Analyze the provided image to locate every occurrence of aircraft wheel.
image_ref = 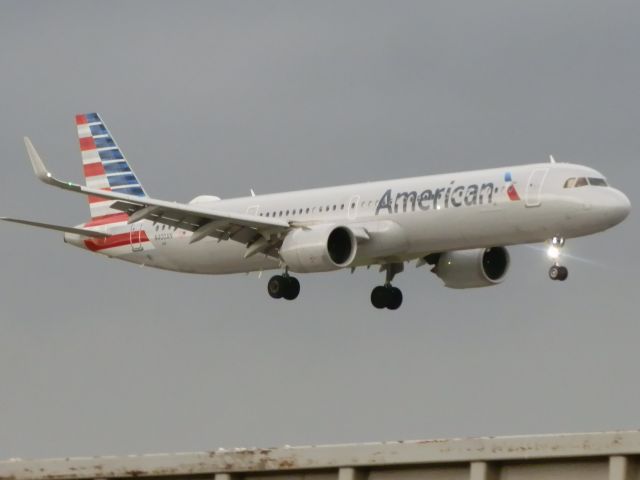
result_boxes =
[387,287,403,310]
[371,286,390,309]
[283,276,301,300]
[549,265,568,281]
[268,275,287,299]
[556,266,568,281]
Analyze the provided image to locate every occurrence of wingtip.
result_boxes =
[23,136,53,183]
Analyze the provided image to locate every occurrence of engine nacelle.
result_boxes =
[431,247,510,289]
[279,225,357,273]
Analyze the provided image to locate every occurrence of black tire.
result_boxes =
[371,286,390,309]
[549,265,560,281]
[557,266,569,281]
[268,275,286,299]
[283,276,301,300]
[387,287,403,310]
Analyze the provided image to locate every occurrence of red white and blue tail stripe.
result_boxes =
[76,113,147,223]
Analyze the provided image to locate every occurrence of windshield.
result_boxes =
[588,177,608,187]
[563,177,608,188]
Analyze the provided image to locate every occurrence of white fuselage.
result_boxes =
[64,162,631,274]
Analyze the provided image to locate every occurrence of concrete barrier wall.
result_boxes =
[2,431,639,480]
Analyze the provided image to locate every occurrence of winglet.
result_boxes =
[24,136,54,183]
[549,154,556,164]
[23,137,80,191]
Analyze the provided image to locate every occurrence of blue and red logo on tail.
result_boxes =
[504,172,521,201]
[76,112,148,224]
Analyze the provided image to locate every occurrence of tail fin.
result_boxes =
[75,113,147,220]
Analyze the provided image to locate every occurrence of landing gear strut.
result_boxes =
[371,263,404,310]
[268,272,300,300]
[548,236,568,282]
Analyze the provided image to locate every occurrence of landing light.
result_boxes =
[547,246,560,260]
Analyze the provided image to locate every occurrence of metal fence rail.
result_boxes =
[2,431,640,480]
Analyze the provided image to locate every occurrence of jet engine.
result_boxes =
[279,225,357,273]
[426,247,510,289]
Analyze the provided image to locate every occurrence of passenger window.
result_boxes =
[341,204,345,210]
[333,205,336,210]
[575,177,588,187]
[564,178,576,188]
[319,207,323,212]
[588,177,608,187]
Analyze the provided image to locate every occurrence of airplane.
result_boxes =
[2,113,631,310]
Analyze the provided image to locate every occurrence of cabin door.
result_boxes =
[525,169,548,207]
[130,223,145,252]
[348,195,360,219]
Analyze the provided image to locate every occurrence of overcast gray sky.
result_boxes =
[1,0,639,460]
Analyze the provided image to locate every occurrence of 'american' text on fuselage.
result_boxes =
[375,181,496,215]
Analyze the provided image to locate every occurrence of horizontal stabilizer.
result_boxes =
[1,217,111,238]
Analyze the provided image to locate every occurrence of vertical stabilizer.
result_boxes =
[75,113,147,224]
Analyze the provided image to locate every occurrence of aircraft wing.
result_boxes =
[24,137,290,247]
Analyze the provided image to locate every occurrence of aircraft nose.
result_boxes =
[606,189,631,224]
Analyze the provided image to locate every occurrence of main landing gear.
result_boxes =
[268,272,300,300]
[371,285,403,310]
[547,236,569,282]
[371,263,404,310]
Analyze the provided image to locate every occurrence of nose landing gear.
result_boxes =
[371,262,404,310]
[549,264,569,281]
[547,236,568,282]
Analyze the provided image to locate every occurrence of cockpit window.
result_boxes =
[575,177,588,187]
[564,176,608,188]
[588,177,608,187]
